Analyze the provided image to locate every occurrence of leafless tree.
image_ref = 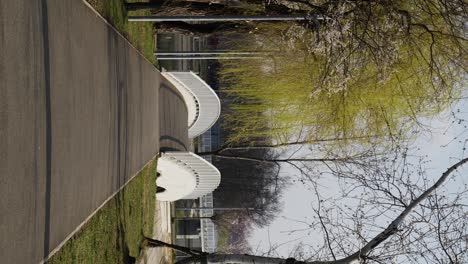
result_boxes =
[144,153,468,263]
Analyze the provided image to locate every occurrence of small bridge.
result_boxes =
[156,152,221,201]
[162,71,221,138]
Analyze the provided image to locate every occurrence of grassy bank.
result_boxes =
[47,159,157,264]
[86,0,156,64]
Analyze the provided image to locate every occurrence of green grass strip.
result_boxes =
[47,159,157,264]
[86,0,156,64]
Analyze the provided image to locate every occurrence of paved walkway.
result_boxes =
[0,0,188,263]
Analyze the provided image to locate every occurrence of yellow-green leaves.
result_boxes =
[219,0,465,146]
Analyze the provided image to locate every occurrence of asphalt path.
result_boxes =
[159,80,189,152]
[0,0,188,263]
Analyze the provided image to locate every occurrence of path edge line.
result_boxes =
[39,154,159,264]
[80,0,158,68]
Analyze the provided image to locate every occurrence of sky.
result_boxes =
[248,98,468,258]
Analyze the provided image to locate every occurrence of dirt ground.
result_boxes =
[140,201,173,264]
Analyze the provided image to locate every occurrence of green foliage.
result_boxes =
[220,0,466,146]
[47,159,157,264]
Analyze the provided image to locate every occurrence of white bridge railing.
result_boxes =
[200,193,217,252]
[156,152,221,201]
[162,71,221,138]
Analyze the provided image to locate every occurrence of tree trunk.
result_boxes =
[143,237,205,256]
[154,21,255,35]
[336,157,468,263]
[177,253,331,264]
[126,1,235,15]
[205,254,300,264]
[173,216,213,220]
[127,1,313,17]
[135,0,322,35]
[197,134,385,154]
[125,2,164,11]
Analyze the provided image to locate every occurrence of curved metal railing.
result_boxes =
[156,152,221,201]
[162,71,221,138]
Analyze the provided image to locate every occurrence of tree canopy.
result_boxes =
[212,0,467,146]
